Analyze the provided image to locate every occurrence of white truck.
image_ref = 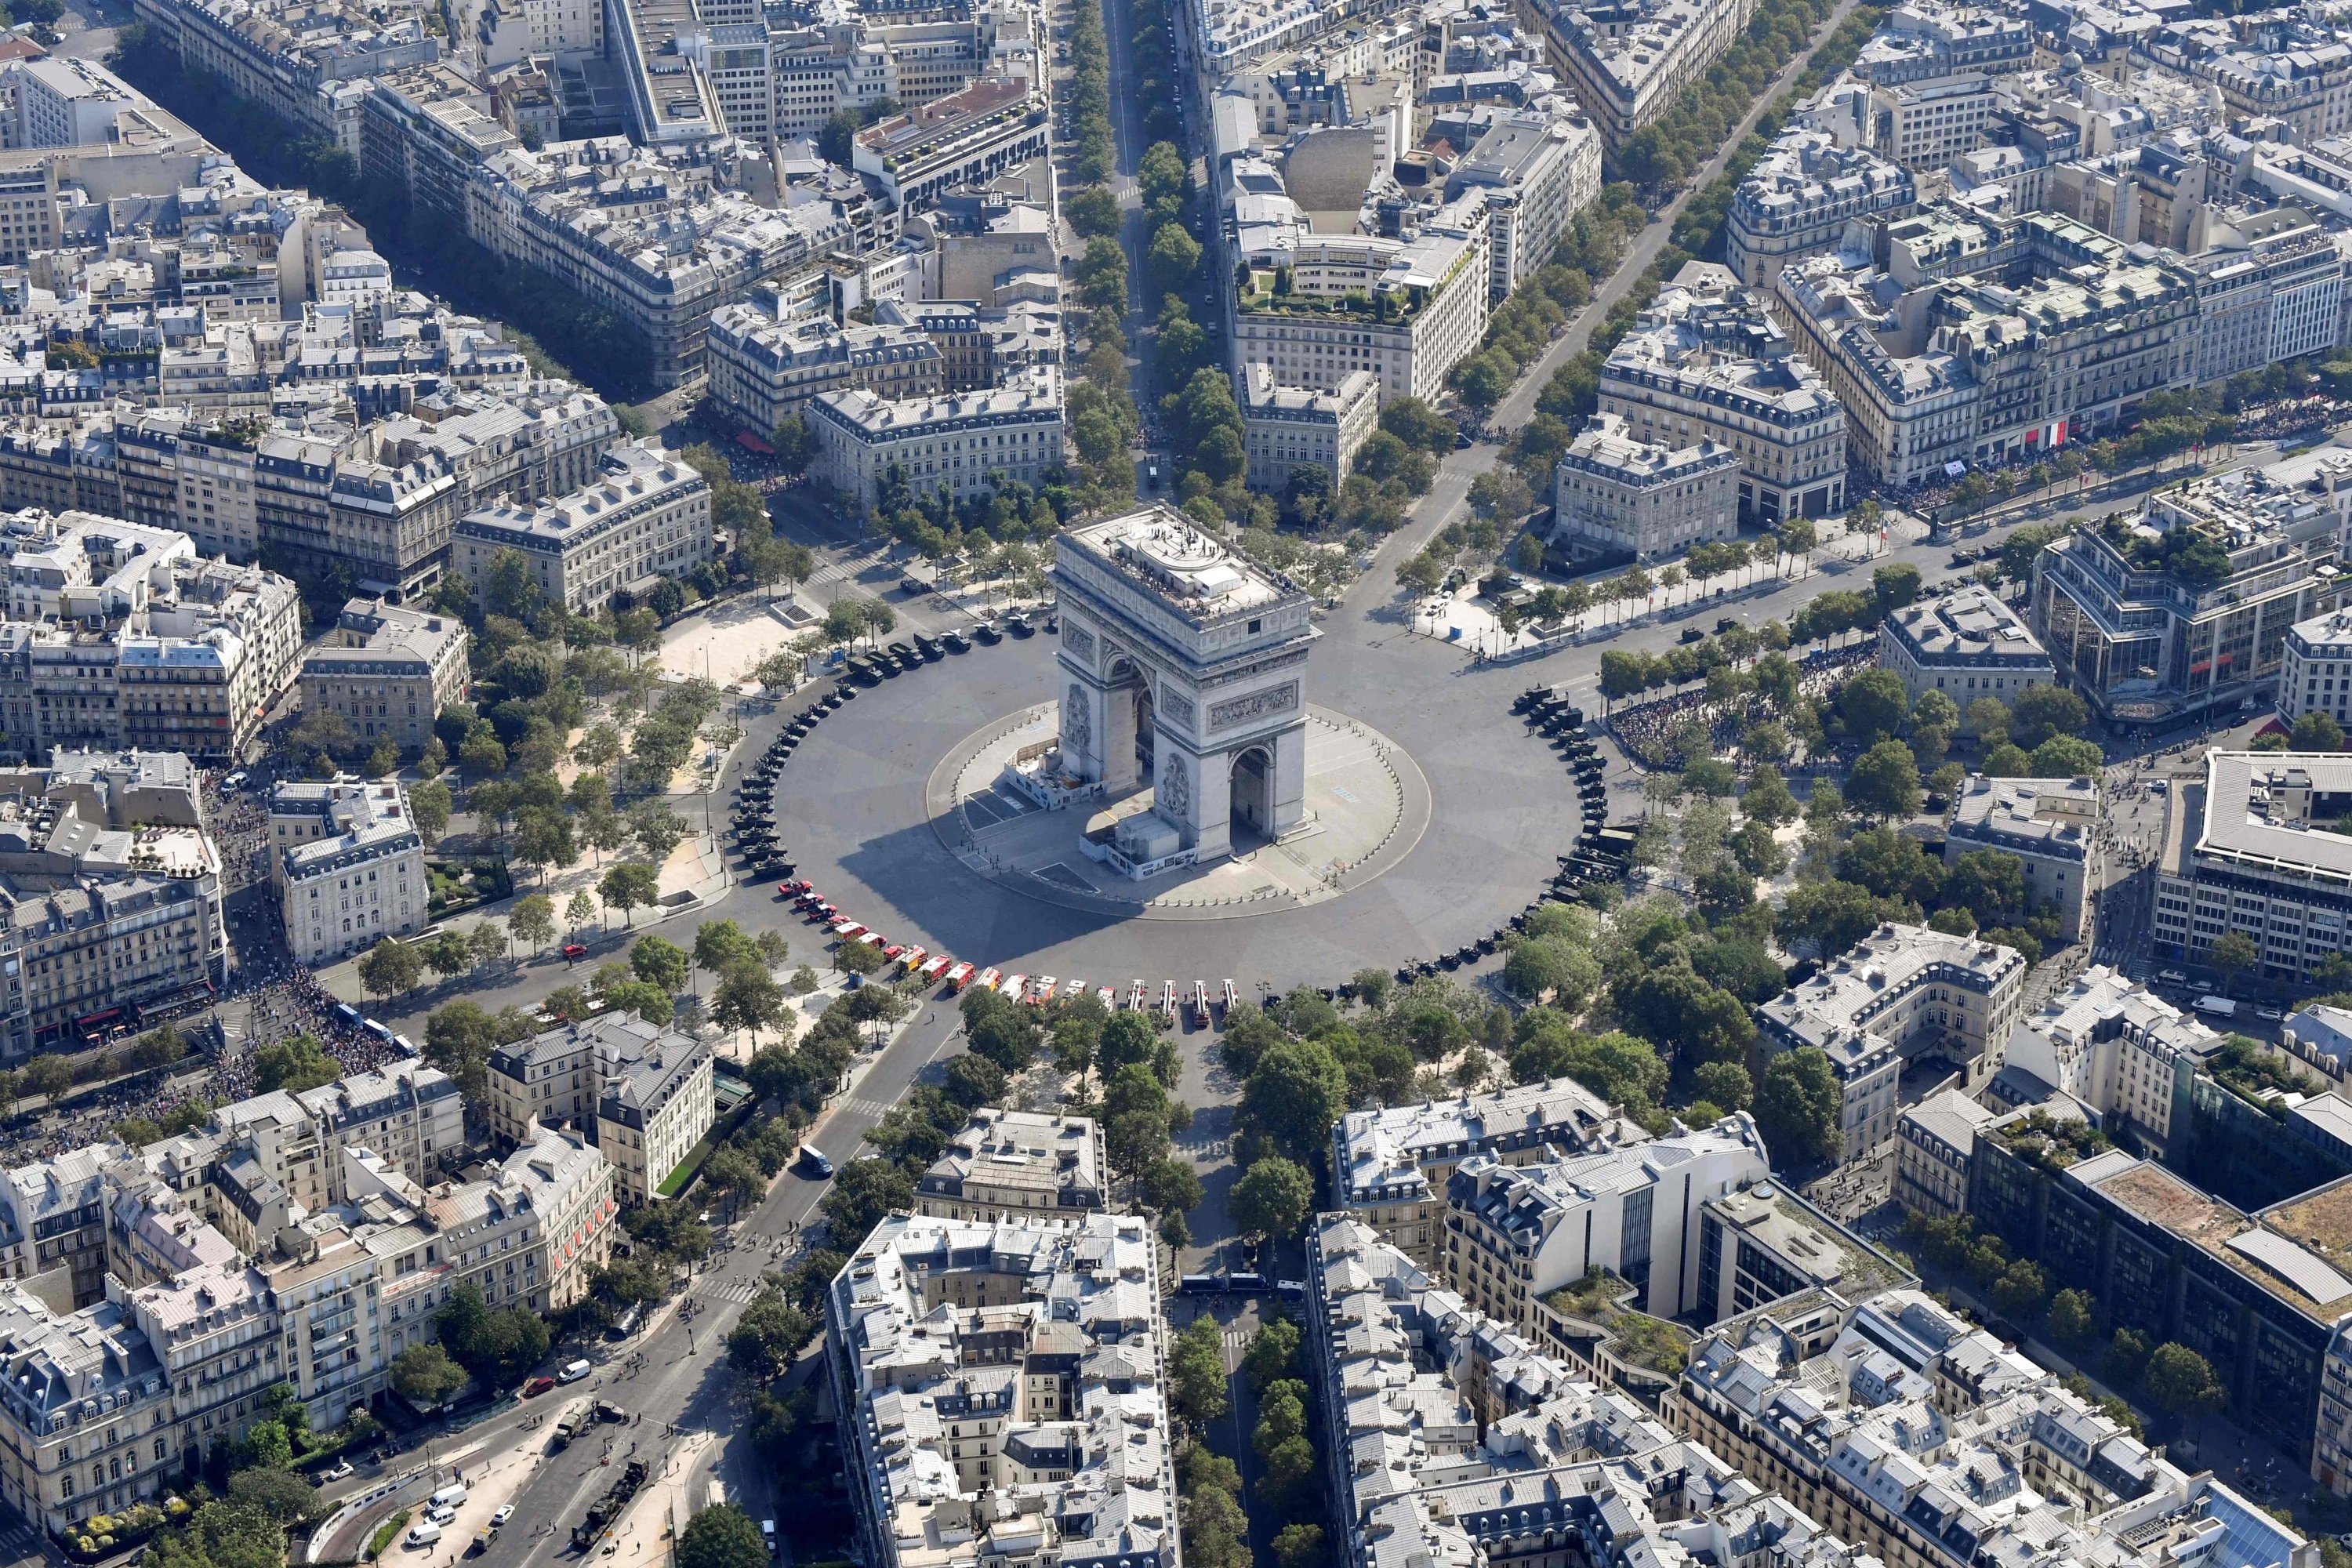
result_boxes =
[2194,995,2239,1019]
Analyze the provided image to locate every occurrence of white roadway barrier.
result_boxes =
[307,1468,432,1563]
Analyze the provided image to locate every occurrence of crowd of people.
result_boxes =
[1604,643,1878,769]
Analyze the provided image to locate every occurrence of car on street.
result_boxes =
[321,1460,354,1482]
[2157,969,2188,985]
[561,943,587,960]
[492,1508,514,1528]
[2257,1005,2284,1022]
[797,1146,834,1178]
[523,1376,556,1397]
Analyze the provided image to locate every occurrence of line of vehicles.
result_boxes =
[779,880,1243,1021]
[2151,969,2283,1022]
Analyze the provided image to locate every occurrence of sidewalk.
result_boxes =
[1411,508,1933,657]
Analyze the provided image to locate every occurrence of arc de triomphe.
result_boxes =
[1051,508,1318,862]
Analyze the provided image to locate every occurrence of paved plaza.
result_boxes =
[927,700,1428,917]
[760,622,1586,985]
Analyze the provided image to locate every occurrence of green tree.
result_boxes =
[226,1466,325,1526]
[632,935,691,993]
[2294,710,2348,750]
[510,893,557,953]
[1229,1156,1312,1243]
[1243,1317,1301,1392]
[1168,1316,1229,1428]
[1754,1048,1843,1163]
[2010,685,2090,750]
[1149,222,1202,294]
[408,779,452,843]
[1238,1040,1348,1164]
[2140,1341,2228,1429]
[820,1158,915,1240]
[1272,1525,1326,1568]
[2209,931,2259,996]
[724,1289,816,1382]
[677,1506,771,1568]
[1838,669,1911,745]
[357,937,423,999]
[1847,740,1923,822]
[2048,1288,2095,1350]
[390,1342,466,1406]
[254,1034,338,1094]
[599,862,661,926]
[1741,766,1799,826]
[1991,1258,2048,1319]
[2031,735,2104,778]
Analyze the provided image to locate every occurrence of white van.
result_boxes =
[558,1359,591,1384]
[431,1485,470,1511]
[405,1525,443,1549]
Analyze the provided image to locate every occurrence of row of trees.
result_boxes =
[1904,1213,2229,1437]
[110,31,652,399]
[1170,1319,1327,1568]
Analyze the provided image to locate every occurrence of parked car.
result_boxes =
[405,1526,442,1550]
[561,943,587,960]
[321,1460,354,1482]
[523,1375,556,1397]
[2257,1005,2284,1022]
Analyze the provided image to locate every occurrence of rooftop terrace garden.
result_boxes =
[1994,1107,2113,1171]
[2210,1035,2329,1115]
[2093,514,2234,590]
[1542,1267,1692,1375]
[1236,268,1421,323]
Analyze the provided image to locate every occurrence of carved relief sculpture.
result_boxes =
[1159,755,1190,822]
[1062,683,1092,756]
[1210,682,1300,731]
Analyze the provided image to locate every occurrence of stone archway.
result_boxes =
[1100,654,1153,793]
[1229,745,1274,848]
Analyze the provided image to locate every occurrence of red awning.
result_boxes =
[735,431,775,456]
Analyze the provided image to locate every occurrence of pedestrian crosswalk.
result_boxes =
[697,1278,766,1306]
[841,1095,895,1118]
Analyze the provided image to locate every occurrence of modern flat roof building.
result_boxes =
[2034,450,2352,725]
[2153,750,2352,982]
[1443,1116,1769,1334]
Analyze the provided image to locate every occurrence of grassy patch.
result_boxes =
[367,1509,412,1560]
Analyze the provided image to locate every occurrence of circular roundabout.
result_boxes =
[728,521,1613,992]
[924,700,1432,919]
